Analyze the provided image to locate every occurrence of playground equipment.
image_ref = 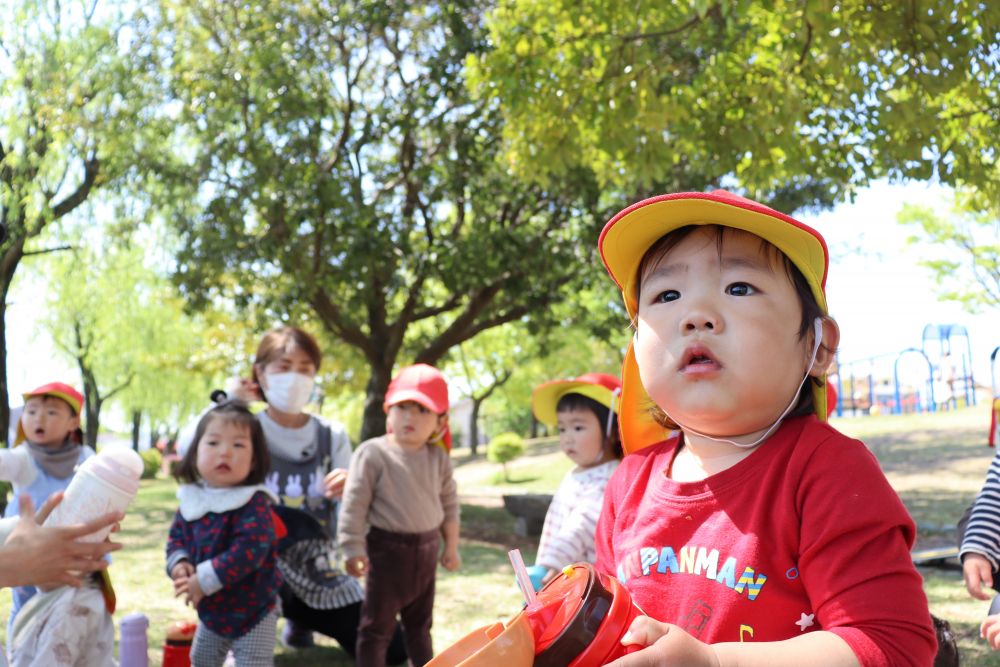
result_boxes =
[831,323,978,418]
[922,323,977,409]
[832,350,932,417]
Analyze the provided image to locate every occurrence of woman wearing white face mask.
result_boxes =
[177,326,407,662]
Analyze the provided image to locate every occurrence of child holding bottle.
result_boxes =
[0,382,91,634]
[594,190,935,666]
[166,400,282,666]
[338,363,461,667]
[529,372,622,587]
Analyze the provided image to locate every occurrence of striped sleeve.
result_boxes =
[960,449,1000,570]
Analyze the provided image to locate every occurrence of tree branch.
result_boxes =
[22,244,73,258]
[309,290,375,357]
[51,155,100,220]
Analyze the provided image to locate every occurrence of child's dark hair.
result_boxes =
[174,400,271,485]
[556,393,624,459]
[637,224,834,430]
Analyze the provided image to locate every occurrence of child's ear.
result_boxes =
[809,318,840,377]
[68,414,81,431]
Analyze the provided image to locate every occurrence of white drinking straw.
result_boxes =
[508,548,537,607]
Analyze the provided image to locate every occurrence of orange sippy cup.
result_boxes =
[523,563,643,667]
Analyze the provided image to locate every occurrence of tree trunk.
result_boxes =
[79,365,102,449]
[359,363,393,443]
[0,241,23,446]
[84,397,102,449]
[131,410,141,450]
[469,398,482,457]
[0,300,8,447]
[530,412,538,439]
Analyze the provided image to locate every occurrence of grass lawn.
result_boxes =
[3,406,1000,664]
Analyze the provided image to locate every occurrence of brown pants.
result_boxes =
[357,526,440,667]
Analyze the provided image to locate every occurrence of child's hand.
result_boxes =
[323,468,348,499]
[346,556,369,577]
[174,569,205,608]
[983,614,1000,651]
[607,617,720,667]
[186,573,205,607]
[964,553,996,600]
[171,561,195,581]
[440,545,461,572]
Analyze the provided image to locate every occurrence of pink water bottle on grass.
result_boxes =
[44,447,143,539]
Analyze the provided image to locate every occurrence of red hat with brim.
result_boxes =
[16,382,84,445]
[531,373,621,427]
[599,190,830,454]
[384,364,451,451]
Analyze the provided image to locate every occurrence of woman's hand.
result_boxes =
[323,468,348,499]
[0,493,122,590]
[226,377,262,403]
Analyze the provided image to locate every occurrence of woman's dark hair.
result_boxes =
[556,393,624,460]
[636,225,833,430]
[174,400,271,485]
[251,326,323,386]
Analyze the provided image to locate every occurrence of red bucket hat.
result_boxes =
[384,364,451,450]
[16,382,84,445]
[531,373,621,427]
[598,190,831,454]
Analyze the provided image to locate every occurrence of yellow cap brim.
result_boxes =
[599,194,829,318]
[532,381,617,427]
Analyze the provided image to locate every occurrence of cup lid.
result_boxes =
[527,563,613,667]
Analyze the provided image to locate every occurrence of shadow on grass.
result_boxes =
[274,644,353,667]
[500,476,540,485]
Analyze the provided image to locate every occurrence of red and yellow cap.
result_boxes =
[531,372,621,427]
[16,382,84,445]
[598,190,831,454]
[384,364,451,451]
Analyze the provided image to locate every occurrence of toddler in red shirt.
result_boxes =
[595,191,935,667]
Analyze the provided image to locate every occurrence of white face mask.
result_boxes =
[262,372,315,414]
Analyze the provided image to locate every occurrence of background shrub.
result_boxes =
[487,432,524,481]
[139,448,162,479]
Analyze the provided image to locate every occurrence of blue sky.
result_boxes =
[6,179,1000,411]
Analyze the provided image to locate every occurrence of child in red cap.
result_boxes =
[594,191,935,666]
[0,382,93,635]
[338,363,460,667]
[529,372,623,587]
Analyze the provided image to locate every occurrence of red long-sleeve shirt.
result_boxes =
[595,415,935,667]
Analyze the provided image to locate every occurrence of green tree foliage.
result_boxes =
[469,1,1000,203]
[0,0,159,437]
[898,191,1000,312]
[487,431,524,481]
[34,229,236,448]
[150,0,605,440]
